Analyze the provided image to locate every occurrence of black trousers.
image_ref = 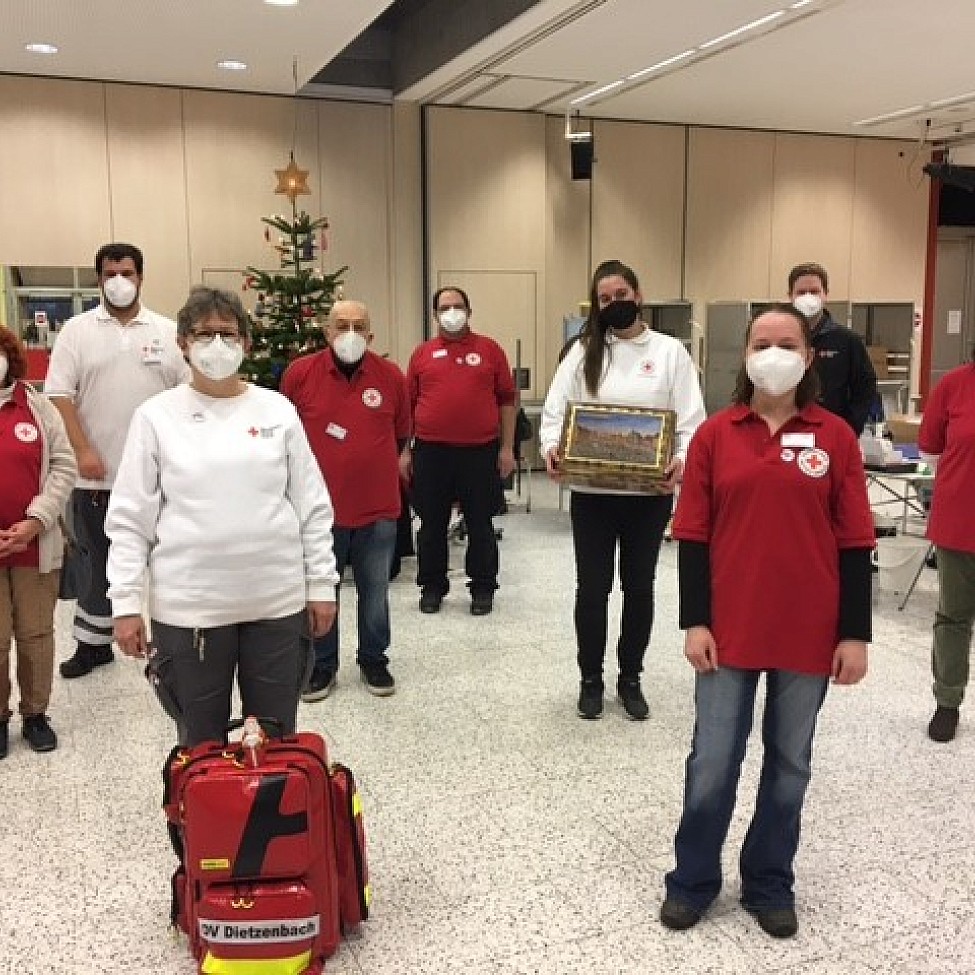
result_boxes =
[570,491,673,681]
[412,439,501,595]
[70,489,114,649]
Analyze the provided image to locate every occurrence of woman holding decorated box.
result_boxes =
[539,259,705,721]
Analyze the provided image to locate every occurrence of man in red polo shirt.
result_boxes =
[281,299,409,701]
[400,286,517,616]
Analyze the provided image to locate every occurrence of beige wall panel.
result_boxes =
[850,140,928,302]
[590,120,685,300]
[543,114,591,387]
[426,106,547,392]
[389,101,424,366]
[105,84,190,319]
[426,106,547,273]
[769,133,856,299]
[0,76,111,266]
[685,128,775,305]
[317,101,392,354]
[182,90,322,302]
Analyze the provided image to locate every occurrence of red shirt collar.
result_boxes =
[729,402,824,426]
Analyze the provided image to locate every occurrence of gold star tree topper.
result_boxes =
[274,153,311,202]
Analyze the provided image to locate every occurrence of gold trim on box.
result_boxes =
[559,402,676,493]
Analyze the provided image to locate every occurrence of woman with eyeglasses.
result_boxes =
[105,286,338,746]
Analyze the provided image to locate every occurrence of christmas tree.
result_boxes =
[241,154,347,388]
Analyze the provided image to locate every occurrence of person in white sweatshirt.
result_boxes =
[539,260,705,722]
[106,286,338,746]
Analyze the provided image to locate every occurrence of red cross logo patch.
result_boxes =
[797,447,829,478]
[465,352,481,366]
[14,422,39,443]
[362,388,382,409]
[639,359,655,376]
[247,427,260,437]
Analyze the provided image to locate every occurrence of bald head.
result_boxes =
[327,300,370,332]
[326,299,373,363]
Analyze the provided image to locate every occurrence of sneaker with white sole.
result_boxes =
[301,666,336,703]
[360,663,396,697]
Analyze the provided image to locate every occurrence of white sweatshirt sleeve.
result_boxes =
[668,346,707,463]
[285,419,340,600]
[105,408,161,618]
[539,345,584,457]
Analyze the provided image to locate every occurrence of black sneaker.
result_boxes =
[360,663,396,697]
[928,705,960,742]
[659,897,702,931]
[301,666,336,703]
[577,678,604,719]
[22,714,58,753]
[0,720,8,760]
[746,906,798,939]
[60,643,114,679]
[419,590,443,614]
[617,678,649,720]
[470,591,494,616]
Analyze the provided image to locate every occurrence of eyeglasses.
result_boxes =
[189,331,242,346]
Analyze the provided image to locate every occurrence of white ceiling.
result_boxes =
[0,0,394,96]
[3,0,974,147]
[405,0,975,145]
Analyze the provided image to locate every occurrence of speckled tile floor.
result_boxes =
[3,477,973,975]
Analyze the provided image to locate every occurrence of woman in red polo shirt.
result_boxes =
[919,346,975,743]
[0,326,77,758]
[659,304,874,939]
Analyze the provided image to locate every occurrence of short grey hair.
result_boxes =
[176,286,252,339]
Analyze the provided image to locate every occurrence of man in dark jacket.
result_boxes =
[788,262,877,435]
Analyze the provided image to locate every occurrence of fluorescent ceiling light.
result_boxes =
[699,10,785,50]
[570,79,625,106]
[264,0,299,5]
[854,105,924,126]
[790,0,814,7]
[627,49,695,81]
[217,59,248,71]
[929,91,975,110]
[25,42,58,55]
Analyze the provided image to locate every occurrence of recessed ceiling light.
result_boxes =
[217,59,248,71]
[264,0,299,6]
[25,42,58,55]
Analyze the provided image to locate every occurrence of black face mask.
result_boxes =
[597,299,640,333]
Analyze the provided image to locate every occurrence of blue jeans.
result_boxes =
[666,667,828,912]
[313,519,396,672]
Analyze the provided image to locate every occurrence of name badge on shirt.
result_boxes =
[326,422,348,440]
[781,433,815,448]
[432,349,448,359]
[141,338,165,364]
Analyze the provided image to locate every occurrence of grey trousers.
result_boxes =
[932,546,975,709]
[151,611,311,747]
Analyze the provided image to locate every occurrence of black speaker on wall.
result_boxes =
[570,139,594,180]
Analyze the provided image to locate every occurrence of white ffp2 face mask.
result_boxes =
[0,354,8,386]
[793,293,823,319]
[189,336,244,381]
[746,346,807,396]
[102,274,138,309]
[438,308,467,333]
[333,330,368,364]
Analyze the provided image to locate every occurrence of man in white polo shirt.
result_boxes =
[45,243,188,678]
